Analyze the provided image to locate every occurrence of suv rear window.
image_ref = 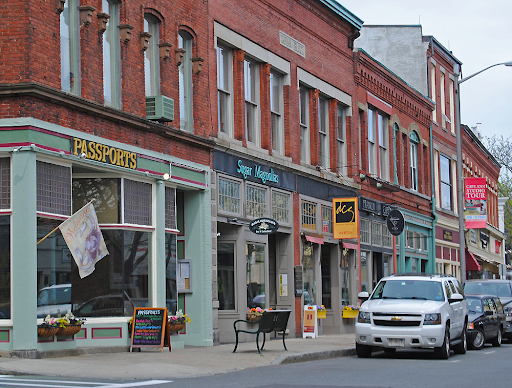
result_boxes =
[372,280,445,301]
[464,282,512,298]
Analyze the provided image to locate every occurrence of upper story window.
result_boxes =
[368,107,389,180]
[299,86,310,164]
[449,78,455,134]
[179,31,193,132]
[144,15,160,97]
[246,184,266,218]
[217,44,232,136]
[270,71,283,154]
[272,191,290,224]
[393,123,399,184]
[440,71,446,129]
[410,131,419,191]
[318,97,329,168]
[218,177,240,214]
[244,58,260,145]
[440,154,452,211]
[337,104,346,177]
[430,63,436,122]
[102,0,120,108]
[60,0,80,94]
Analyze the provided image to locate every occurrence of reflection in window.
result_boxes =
[301,201,316,230]
[73,178,121,224]
[244,59,259,144]
[144,15,160,96]
[60,0,79,94]
[218,243,235,310]
[321,247,331,309]
[272,191,289,224]
[440,154,452,211]
[299,87,310,163]
[246,186,266,218]
[270,72,283,153]
[0,216,10,319]
[246,244,265,309]
[218,178,240,214]
[360,251,367,292]
[179,31,193,132]
[217,44,232,135]
[303,242,314,305]
[102,0,120,108]
[165,233,177,314]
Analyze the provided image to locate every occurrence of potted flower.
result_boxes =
[168,309,191,332]
[246,307,273,322]
[316,305,326,319]
[56,310,85,336]
[342,305,360,319]
[37,315,61,337]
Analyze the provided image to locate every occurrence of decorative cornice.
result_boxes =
[0,83,215,150]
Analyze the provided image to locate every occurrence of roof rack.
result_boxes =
[389,273,454,278]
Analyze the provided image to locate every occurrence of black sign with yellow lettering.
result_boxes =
[332,197,359,239]
[72,138,137,170]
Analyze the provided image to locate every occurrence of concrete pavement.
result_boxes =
[0,334,356,380]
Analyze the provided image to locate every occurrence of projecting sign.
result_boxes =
[249,218,279,235]
[333,198,359,239]
[386,209,405,236]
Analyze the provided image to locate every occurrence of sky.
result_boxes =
[338,0,512,142]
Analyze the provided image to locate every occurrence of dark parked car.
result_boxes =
[464,279,512,340]
[466,293,505,349]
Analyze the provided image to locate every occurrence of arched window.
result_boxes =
[179,31,193,132]
[60,0,80,94]
[410,131,419,191]
[144,14,160,97]
[102,0,121,108]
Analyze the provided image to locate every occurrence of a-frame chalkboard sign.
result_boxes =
[130,307,169,352]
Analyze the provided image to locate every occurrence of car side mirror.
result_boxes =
[358,291,369,302]
[448,293,463,303]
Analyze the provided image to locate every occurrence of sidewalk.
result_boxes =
[0,334,356,380]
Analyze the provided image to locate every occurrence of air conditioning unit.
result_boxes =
[146,95,174,122]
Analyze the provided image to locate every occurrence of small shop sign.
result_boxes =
[386,209,405,236]
[249,218,279,235]
[72,138,137,170]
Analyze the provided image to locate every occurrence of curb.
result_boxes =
[273,347,357,365]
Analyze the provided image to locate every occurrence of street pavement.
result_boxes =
[0,334,356,380]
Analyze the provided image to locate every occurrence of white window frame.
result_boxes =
[360,218,370,244]
[270,71,284,154]
[60,0,80,95]
[144,15,160,97]
[245,182,267,219]
[430,62,436,123]
[410,132,419,191]
[216,43,233,137]
[368,107,389,181]
[299,86,310,164]
[337,104,347,177]
[318,96,329,169]
[102,0,121,108]
[218,175,242,217]
[440,154,452,211]
[300,199,316,231]
[244,58,260,146]
[449,78,455,134]
[440,71,446,129]
[179,31,193,132]
[271,189,291,226]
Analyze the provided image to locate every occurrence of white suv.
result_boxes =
[355,274,468,359]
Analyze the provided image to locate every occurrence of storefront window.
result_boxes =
[321,206,332,234]
[382,225,392,248]
[320,246,331,309]
[360,219,370,244]
[165,233,177,314]
[360,251,368,292]
[371,221,382,246]
[36,217,152,318]
[218,243,235,310]
[0,216,10,319]
[246,185,266,218]
[272,191,289,224]
[246,244,265,309]
[73,178,121,224]
[302,242,314,305]
[0,158,11,209]
[218,178,240,214]
[340,254,349,306]
[301,201,316,231]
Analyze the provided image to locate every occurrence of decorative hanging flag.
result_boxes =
[59,202,109,278]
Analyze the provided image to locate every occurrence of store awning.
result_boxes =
[478,256,500,267]
[466,251,481,272]
[343,242,359,250]
[305,235,324,245]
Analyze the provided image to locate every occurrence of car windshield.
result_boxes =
[371,279,445,301]
[37,285,72,307]
[464,282,512,298]
[467,297,483,314]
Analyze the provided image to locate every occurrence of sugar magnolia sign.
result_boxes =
[332,197,358,239]
[464,177,487,229]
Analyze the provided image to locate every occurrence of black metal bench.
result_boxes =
[233,310,291,354]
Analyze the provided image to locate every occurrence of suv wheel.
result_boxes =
[453,326,467,354]
[434,327,450,359]
[491,329,502,347]
[356,343,373,358]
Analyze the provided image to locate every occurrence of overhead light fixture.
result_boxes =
[359,173,366,182]
[163,173,170,180]
[12,147,22,154]
[376,182,383,190]
[79,152,87,159]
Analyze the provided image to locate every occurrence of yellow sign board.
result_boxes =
[332,197,359,239]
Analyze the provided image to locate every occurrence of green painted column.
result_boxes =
[11,150,37,351]
[151,180,166,308]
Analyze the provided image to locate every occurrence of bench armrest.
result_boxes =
[233,319,252,330]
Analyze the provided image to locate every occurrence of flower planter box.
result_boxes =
[37,326,60,337]
[246,313,262,322]
[58,324,82,336]
[168,323,186,332]
[342,310,359,319]
[317,310,326,319]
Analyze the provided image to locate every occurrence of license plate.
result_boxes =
[388,338,404,347]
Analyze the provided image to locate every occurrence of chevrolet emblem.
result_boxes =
[391,316,402,321]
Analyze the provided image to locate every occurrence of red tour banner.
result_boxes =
[464,177,487,229]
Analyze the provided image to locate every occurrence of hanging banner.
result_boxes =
[464,177,487,229]
[332,197,358,239]
[59,202,109,278]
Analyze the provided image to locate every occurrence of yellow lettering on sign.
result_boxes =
[73,138,81,156]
